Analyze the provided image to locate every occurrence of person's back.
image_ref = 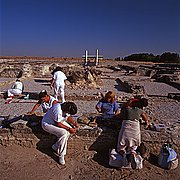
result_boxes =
[50,67,67,102]
[43,103,61,125]
[53,71,67,83]
[121,97,148,111]
[12,81,23,91]
[121,107,144,121]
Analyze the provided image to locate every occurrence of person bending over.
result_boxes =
[42,101,79,165]
[121,96,148,110]
[27,90,58,115]
[117,99,150,168]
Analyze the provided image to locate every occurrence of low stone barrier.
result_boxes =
[116,78,146,95]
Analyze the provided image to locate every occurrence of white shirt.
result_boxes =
[53,71,67,84]
[41,95,56,113]
[42,103,70,125]
[12,81,23,91]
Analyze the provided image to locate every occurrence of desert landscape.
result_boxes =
[0,57,180,180]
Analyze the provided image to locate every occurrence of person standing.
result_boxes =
[50,67,67,103]
[41,102,79,165]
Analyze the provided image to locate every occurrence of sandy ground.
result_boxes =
[0,61,180,180]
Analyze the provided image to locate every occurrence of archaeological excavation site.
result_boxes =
[0,57,180,180]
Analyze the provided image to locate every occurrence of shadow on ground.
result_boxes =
[34,79,51,86]
[25,114,59,163]
[88,124,119,168]
[114,78,129,92]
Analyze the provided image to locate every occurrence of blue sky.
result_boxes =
[0,0,180,59]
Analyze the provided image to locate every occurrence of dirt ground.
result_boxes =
[0,140,179,180]
[0,59,180,180]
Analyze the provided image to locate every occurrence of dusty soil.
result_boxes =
[0,59,180,180]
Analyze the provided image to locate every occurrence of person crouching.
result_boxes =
[41,102,79,165]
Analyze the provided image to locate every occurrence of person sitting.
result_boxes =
[27,90,58,115]
[117,99,150,169]
[5,79,24,104]
[41,101,79,165]
[96,91,119,118]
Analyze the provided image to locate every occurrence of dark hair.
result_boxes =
[141,98,148,107]
[61,102,77,115]
[51,66,62,75]
[16,70,23,78]
[135,98,148,109]
[38,90,48,99]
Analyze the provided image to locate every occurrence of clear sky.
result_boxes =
[0,0,180,59]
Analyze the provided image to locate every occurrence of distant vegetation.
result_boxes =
[115,52,180,63]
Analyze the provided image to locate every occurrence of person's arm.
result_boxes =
[114,101,120,115]
[67,116,79,128]
[11,82,16,89]
[141,113,150,126]
[57,121,76,134]
[96,100,102,113]
[27,103,41,115]
[115,109,120,115]
[52,99,58,105]
[50,78,55,89]
[96,104,101,113]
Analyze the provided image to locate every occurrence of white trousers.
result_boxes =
[42,121,71,156]
[7,88,22,97]
[54,82,65,103]
[117,119,140,153]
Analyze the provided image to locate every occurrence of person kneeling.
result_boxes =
[117,100,150,169]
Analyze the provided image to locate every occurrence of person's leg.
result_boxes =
[42,122,70,164]
[117,123,127,154]
[129,146,138,170]
[42,123,69,155]
[7,89,15,97]
[59,84,65,103]
[7,89,22,97]
[6,89,16,104]
[53,82,59,100]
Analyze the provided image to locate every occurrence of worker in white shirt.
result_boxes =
[27,90,58,115]
[5,79,24,104]
[41,101,79,165]
[50,67,67,103]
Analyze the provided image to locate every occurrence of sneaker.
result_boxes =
[130,153,137,170]
[52,144,59,154]
[5,98,12,104]
[59,155,65,165]
[137,142,147,158]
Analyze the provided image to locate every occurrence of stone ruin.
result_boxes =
[116,78,146,95]
[111,63,180,81]
[0,60,103,90]
[61,66,103,89]
[111,63,180,99]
